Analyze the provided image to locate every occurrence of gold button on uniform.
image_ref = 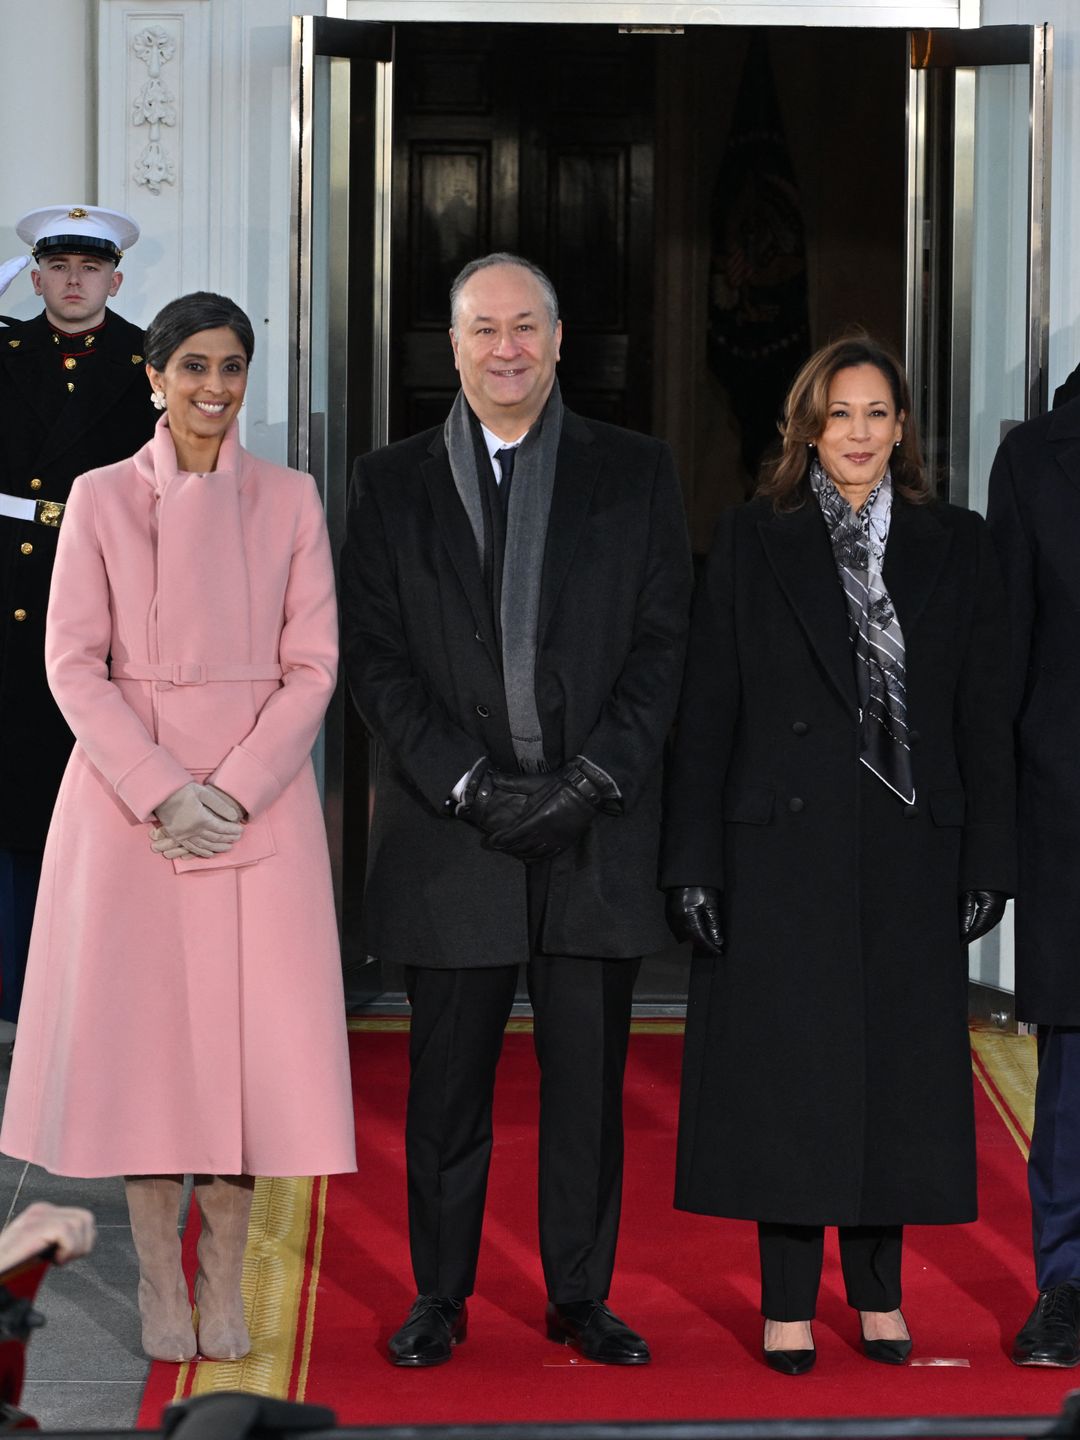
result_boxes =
[29,478,41,490]
[20,543,32,555]
[13,609,27,622]
[64,357,77,371]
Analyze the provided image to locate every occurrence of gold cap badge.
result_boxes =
[67,207,89,219]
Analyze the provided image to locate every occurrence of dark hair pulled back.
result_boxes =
[144,292,255,371]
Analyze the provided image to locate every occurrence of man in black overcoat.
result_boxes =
[0,206,156,1032]
[341,253,691,1367]
[987,373,1080,1367]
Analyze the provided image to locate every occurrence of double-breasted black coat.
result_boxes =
[0,309,157,850]
[661,489,1016,1226]
[341,407,692,967]
[986,396,1080,1025]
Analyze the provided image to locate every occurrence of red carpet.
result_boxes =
[139,1023,1077,1427]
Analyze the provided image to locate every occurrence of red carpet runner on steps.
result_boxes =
[138,1023,1077,1427]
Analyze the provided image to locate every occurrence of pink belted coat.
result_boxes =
[0,418,356,1178]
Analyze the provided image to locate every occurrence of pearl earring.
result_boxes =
[151,389,167,411]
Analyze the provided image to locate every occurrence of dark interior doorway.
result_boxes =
[348,20,910,1010]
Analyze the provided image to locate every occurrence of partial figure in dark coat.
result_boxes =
[341,253,692,1368]
[987,377,1080,1368]
[664,335,1016,1376]
[0,205,156,1031]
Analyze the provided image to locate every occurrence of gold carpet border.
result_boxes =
[171,1174,314,1402]
[295,1173,329,1401]
[970,1029,1037,1160]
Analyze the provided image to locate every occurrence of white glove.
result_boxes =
[0,255,29,301]
[154,782,243,858]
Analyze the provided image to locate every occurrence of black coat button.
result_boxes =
[474,630,484,642]
[903,803,919,817]
[788,797,804,813]
[909,730,921,745]
[792,721,809,736]
[476,704,491,718]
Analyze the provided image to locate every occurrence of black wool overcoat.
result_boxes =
[0,310,157,850]
[986,396,1080,1025]
[341,407,692,967]
[661,490,1016,1226]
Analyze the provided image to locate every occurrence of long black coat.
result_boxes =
[986,396,1080,1024]
[341,408,692,966]
[661,491,1016,1226]
[0,309,157,850]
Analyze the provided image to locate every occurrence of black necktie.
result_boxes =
[495,447,516,513]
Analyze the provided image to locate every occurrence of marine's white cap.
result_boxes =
[15,205,139,264]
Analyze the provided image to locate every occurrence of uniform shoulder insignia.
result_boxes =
[131,354,143,364]
[7,339,19,348]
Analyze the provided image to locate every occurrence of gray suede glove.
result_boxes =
[153,782,244,859]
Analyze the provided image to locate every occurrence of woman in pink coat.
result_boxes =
[0,292,356,1364]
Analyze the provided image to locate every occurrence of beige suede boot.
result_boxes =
[124,1175,196,1362]
[193,1173,255,1360]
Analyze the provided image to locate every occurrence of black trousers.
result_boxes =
[758,1223,904,1320]
[404,917,639,1301]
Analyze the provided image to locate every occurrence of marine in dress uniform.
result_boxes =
[0,205,156,1028]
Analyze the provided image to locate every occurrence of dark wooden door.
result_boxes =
[389,24,655,439]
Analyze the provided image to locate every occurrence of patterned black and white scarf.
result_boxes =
[810,459,915,805]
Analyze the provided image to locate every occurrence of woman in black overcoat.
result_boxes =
[662,335,1016,1375]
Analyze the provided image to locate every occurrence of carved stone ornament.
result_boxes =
[131,25,178,194]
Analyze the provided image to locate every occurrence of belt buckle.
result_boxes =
[171,663,206,685]
[35,500,64,528]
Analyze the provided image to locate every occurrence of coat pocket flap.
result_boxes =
[929,789,966,827]
[171,811,276,874]
[725,784,775,825]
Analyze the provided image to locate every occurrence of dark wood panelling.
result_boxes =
[389,24,655,440]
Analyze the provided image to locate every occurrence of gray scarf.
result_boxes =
[810,459,915,805]
[444,382,564,772]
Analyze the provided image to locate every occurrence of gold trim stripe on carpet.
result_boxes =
[168,1174,315,1403]
[155,1018,1037,1403]
[970,1029,1037,1160]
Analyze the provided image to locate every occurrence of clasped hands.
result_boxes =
[458,756,614,861]
[148,781,246,860]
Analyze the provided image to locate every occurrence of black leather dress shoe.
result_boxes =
[1013,1285,1080,1367]
[546,1300,650,1365]
[388,1295,467,1367]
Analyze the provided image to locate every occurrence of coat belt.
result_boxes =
[0,492,64,527]
[109,661,284,686]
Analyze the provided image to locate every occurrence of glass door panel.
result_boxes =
[906,23,1052,999]
[290,16,394,1006]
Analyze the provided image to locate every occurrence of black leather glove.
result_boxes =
[484,757,613,861]
[666,886,725,957]
[455,758,547,835]
[959,889,1008,944]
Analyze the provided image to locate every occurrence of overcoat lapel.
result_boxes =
[538,411,600,643]
[757,502,859,716]
[419,433,499,667]
[882,497,952,637]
